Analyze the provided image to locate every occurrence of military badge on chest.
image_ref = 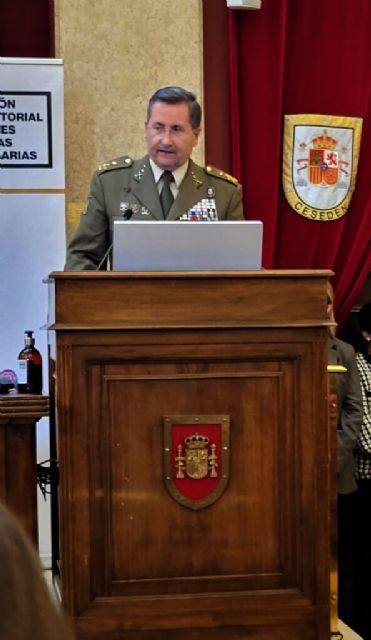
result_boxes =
[119,201,150,217]
[179,189,218,221]
[163,415,230,510]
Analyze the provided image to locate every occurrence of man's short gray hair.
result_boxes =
[147,86,202,129]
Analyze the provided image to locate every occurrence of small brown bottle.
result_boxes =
[17,330,43,394]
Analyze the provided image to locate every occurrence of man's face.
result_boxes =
[145,101,201,171]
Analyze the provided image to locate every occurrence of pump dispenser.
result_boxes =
[17,330,43,394]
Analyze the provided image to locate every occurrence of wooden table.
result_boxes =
[0,393,49,544]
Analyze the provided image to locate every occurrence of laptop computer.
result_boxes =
[112,220,263,271]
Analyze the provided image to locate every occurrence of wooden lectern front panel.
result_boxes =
[56,327,330,639]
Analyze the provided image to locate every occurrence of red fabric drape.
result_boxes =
[0,0,54,57]
[225,0,371,328]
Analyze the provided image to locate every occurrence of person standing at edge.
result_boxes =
[65,86,244,271]
[353,302,371,640]
[327,283,363,630]
[0,502,74,640]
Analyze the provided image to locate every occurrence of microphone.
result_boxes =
[95,208,134,271]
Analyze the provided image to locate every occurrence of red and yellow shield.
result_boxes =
[283,114,363,221]
[163,415,230,510]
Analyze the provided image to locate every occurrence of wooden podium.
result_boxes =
[48,269,334,640]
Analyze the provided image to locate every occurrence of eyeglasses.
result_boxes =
[147,123,193,137]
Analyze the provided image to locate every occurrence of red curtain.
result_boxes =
[0,0,54,57]
[204,0,371,328]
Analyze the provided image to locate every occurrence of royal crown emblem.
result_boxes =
[283,114,362,221]
[304,131,345,188]
[163,415,230,510]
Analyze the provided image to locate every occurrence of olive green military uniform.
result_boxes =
[65,155,244,271]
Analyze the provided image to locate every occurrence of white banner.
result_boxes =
[0,58,65,188]
[0,58,66,557]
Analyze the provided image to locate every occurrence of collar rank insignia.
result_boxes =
[191,171,203,187]
[163,415,230,510]
[134,163,146,182]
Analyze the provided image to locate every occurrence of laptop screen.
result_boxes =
[112,220,263,271]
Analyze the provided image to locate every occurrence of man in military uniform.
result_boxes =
[65,86,244,271]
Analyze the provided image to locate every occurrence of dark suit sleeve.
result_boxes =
[337,344,363,475]
[65,171,110,271]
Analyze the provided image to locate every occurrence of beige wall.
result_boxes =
[55,0,203,238]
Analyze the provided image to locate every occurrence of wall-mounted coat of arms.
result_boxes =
[283,114,362,221]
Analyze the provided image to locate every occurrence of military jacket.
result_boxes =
[65,155,244,271]
[328,335,363,494]
[65,156,243,271]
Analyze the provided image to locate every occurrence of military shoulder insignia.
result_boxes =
[205,165,239,186]
[97,155,133,173]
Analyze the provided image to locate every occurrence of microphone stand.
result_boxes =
[95,209,133,271]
